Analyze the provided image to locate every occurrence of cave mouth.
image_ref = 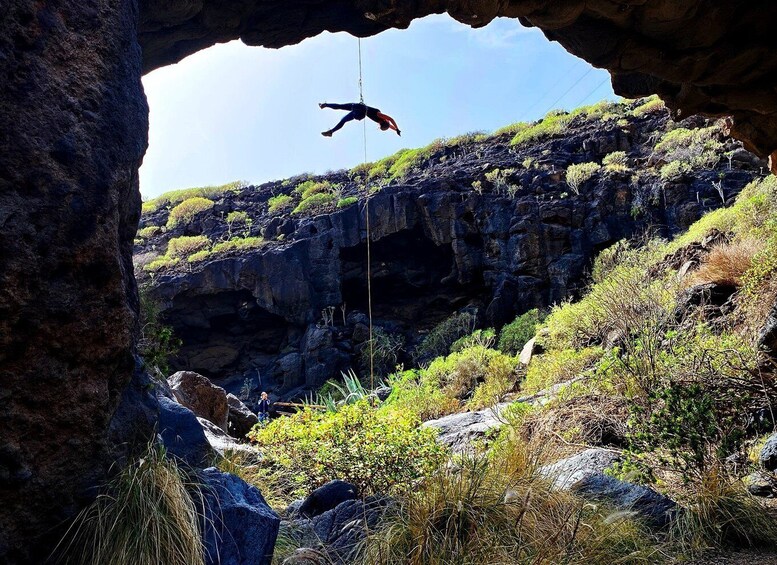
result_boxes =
[340,225,490,331]
[163,289,290,386]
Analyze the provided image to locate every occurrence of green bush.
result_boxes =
[385,369,460,421]
[336,196,358,208]
[498,309,545,355]
[211,236,264,254]
[602,151,629,172]
[654,125,723,174]
[268,194,294,213]
[295,180,333,199]
[414,311,476,365]
[166,235,210,258]
[137,225,162,239]
[493,121,530,137]
[248,400,446,497]
[523,347,603,394]
[511,110,570,146]
[566,162,600,194]
[144,256,181,272]
[424,345,517,409]
[166,197,214,228]
[292,192,336,215]
[138,292,180,375]
[142,180,245,214]
[630,95,665,117]
[451,328,496,353]
[360,326,405,377]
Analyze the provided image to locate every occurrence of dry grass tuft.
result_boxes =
[690,239,761,287]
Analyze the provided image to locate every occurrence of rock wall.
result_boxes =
[141,112,761,397]
[0,1,151,562]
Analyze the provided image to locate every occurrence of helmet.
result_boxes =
[379,122,390,130]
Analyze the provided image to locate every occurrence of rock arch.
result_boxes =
[2,1,777,562]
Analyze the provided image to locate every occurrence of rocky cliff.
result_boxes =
[136,101,764,399]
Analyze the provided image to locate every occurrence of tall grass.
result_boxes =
[53,445,205,565]
[360,438,662,565]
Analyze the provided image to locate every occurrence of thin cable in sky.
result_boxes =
[518,58,583,121]
[571,76,611,109]
[537,66,595,117]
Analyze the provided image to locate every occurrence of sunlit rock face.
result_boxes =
[139,1,777,161]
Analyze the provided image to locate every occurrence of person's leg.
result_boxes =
[323,111,357,136]
[322,103,356,111]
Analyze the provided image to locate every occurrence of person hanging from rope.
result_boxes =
[319,102,401,137]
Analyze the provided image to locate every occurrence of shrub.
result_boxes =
[414,311,476,365]
[566,162,600,194]
[493,121,530,137]
[385,369,460,421]
[602,151,629,172]
[248,400,446,497]
[360,326,405,378]
[292,192,336,215]
[295,180,333,199]
[451,328,496,353]
[225,210,248,225]
[166,235,210,258]
[142,180,245,214]
[660,159,692,181]
[137,225,162,239]
[211,236,264,255]
[630,95,666,117]
[511,110,570,146]
[336,196,358,208]
[498,309,545,355]
[54,445,204,565]
[268,194,294,213]
[166,197,214,228]
[523,347,603,394]
[654,126,723,173]
[424,345,517,409]
[138,291,180,375]
[144,256,181,272]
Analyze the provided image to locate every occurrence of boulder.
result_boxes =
[572,474,678,529]
[197,417,261,460]
[744,471,777,497]
[298,480,358,518]
[760,433,777,471]
[539,448,622,489]
[200,467,281,565]
[157,397,214,468]
[519,337,537,365]
[281,496,390,564]
[227,393,259,438]
[423,403,511,453]
[168,371,229,432]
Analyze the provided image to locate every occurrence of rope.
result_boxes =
[357,37,375,390]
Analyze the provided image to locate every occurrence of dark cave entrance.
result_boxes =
[163,289,289,384]
[339,225,490,331]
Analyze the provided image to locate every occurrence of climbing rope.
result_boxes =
[357,37,375,390]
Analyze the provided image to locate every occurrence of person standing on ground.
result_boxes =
[258,391,270,424]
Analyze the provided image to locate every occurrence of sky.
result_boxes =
[140,14,616,200]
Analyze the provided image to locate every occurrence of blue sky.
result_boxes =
[140,14,616,200]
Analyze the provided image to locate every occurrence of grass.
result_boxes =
[360,438,663,565]
[690,239,760,287]
[142,180,245,214]
[53,445,205,565]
